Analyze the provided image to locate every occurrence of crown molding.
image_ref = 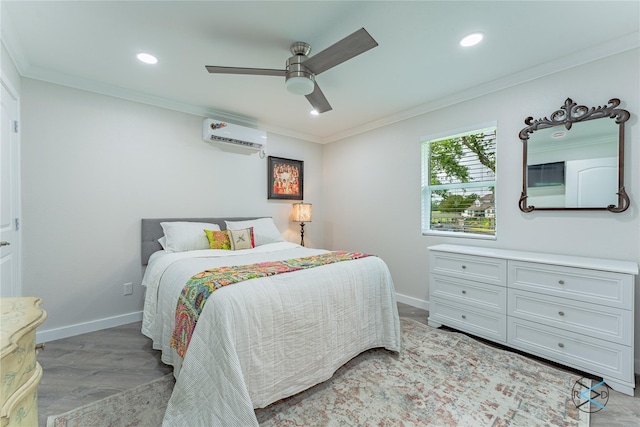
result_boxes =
[3,9,637,147]
[26,64,263,124]
[1,2,321,142]
[319,31,640,144]
[24,64,324,142]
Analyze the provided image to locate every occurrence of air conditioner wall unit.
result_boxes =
[202,119,266,152]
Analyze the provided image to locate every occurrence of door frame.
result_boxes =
[1,73,22,296]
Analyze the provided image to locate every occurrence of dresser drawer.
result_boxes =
[429,298,506,343]
[429,252,507,286]
[0,362,41,427]
[509,261,633,309]
[431,274,506,314]
[1,297,47,427]
[0,324,38,406]
[508,290,631,345]
[508,318,633,382]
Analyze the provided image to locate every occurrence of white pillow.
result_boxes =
[225,218,285,247]
[160,222,221,252]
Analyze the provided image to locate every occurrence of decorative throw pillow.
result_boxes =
[225,218,285,247]
[204,229,231,250]
[227,227,255,250]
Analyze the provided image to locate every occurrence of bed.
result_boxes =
[140,217,401,426]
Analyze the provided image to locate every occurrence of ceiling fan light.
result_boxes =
[286,76,315,95]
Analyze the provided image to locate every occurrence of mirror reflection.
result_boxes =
[518,98,630,213]
[527,119,618,208]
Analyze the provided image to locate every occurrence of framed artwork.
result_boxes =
[268,156,303,200]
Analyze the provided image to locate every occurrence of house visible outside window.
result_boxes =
[421,125,497,238]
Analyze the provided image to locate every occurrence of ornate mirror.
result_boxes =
[518,98,630,212]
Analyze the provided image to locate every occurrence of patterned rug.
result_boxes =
[46,373,175,427]
[47,319,589,426]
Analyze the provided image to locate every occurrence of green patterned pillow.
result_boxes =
[227,227,255,250]
[204,229,231,250]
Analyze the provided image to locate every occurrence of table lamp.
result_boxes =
[292,202,312,246]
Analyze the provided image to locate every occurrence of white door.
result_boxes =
[1,81,21,297]
[565,157,618,208]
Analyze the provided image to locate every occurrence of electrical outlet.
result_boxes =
[123,282,133,296]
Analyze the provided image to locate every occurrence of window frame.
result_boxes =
[421,122,498,240]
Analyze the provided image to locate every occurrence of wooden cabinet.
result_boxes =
[428,244,637,396]
[1,297,47,427]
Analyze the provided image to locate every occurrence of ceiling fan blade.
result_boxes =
[205,65,286,76]
[303,28,378,75]
[305,83,332,114]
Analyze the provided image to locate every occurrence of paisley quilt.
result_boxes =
[170,251,371,357]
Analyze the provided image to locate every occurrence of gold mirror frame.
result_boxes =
[518,98,630,213]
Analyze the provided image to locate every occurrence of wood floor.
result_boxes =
[37,302,639,426]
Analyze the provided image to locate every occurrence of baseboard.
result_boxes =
[36,311,143,344]
[35,297,428,344]
[395,292,429,311]
[32,304,640,377]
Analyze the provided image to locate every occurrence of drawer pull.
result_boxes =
[461,290,467,295]
[558,280,565,285]
[461,265,467,270]
[558,311,565,316]
[461,315,466,320]
[558,343,565,348]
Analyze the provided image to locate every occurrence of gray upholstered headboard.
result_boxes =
[141,217,264,265]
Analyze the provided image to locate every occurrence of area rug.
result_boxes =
[46,374,175,427]
[47,318,589,426]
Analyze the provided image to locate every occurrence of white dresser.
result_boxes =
[427,244,637,396]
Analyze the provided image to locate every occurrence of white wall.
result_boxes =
[19,79,323,339]
[323,49,640,365]
[5,42,639,369]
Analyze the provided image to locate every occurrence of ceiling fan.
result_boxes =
[205,28,378,114]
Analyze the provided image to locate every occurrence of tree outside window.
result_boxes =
[421,126,497,237]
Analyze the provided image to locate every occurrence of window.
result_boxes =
[421,125,497,237]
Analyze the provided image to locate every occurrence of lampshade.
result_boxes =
[292,203,312,222]
[286,76,314,95]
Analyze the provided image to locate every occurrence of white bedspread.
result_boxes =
[141,242,401,426]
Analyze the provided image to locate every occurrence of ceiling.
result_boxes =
[2,1,638,143]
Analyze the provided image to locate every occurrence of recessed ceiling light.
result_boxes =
[137,53,158,64]
[310,109,319,116]
[460,32,484,47]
